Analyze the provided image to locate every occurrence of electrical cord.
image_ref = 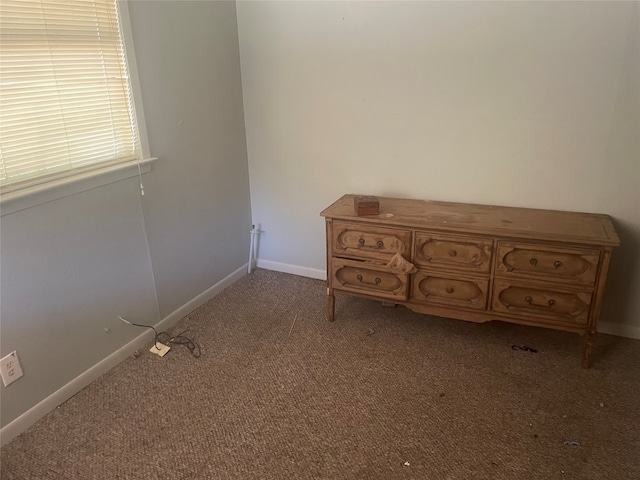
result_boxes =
[118,316,200,358]
[157,330,201,358]
[511,344,538,353]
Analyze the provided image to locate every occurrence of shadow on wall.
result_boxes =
[601,220,639,328]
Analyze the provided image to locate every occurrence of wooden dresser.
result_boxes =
[320,195,620,367]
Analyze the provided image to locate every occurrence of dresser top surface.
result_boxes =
[320,195,620,247]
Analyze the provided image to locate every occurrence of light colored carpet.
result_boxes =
[1,269,639,479]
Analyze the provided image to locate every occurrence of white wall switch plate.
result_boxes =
[149,342,170,357]
[1,351,24,387]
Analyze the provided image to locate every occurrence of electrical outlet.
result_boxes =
[0,351,24,387]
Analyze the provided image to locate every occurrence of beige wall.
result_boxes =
[237,1,640,334]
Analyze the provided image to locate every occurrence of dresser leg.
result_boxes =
[327,288,335,322]
[582,330,596,369]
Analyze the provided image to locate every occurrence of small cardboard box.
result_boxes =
[354,195,379,216]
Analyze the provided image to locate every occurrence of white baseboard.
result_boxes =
[3,262,635,445]
[256,259,326,280]
[155,263,248,331]
[1,325,154,446]
[0,263,247,446]
[598,321,640,340]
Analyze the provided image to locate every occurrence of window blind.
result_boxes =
[0,0,139,190]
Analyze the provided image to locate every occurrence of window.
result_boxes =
[0,0,145,193]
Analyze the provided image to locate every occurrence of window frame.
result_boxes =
[0,0,155,216]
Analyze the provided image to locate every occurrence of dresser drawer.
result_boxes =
[411,270,488,310]
[333,222,411,261]
[414,232,493,274]
[492,280,592,326]
[332,258,408,300]
[496,242,600,286]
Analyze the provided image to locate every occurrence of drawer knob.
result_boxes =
[356,274,382,286]
[446,287,454,294]
[377,240,384,248]
[530,258,538,266]
[358,238,365,246]
[554,261,563,269]
[525,295,556,308]
[448,250,457,257]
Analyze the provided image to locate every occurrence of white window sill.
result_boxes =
[0,157,158,216]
